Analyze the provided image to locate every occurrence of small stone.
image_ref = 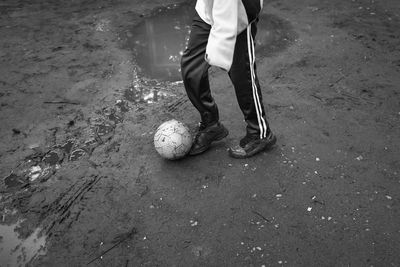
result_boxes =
[316,157,320,161]
[307,207,312,212]
[386,195,392,200]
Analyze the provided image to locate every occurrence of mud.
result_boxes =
[0,0,399,266]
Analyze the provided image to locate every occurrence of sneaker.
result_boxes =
[228,131,277,158]
[189,122,229,156]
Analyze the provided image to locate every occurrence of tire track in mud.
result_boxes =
[44,174,103,235]
[166,95,189,113]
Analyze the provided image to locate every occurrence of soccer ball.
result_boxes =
[154,119,193,160]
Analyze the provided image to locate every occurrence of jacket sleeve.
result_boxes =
[205,0,239,71]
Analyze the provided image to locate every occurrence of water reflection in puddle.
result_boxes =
[122,66,177,104]
[126,3,296,81]
[127,3,193,82]
[0,220,46,266]
[124,85,170,104]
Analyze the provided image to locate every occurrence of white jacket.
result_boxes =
[195,0,264,71]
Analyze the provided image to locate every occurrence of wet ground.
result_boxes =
[0,0,399,266]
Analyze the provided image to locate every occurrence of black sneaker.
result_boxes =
[228,131,277,158]
[189,122,229,156]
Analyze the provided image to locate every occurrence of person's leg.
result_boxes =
[181,12,219,126]
[181,11,228,156]
[228,20,276,158]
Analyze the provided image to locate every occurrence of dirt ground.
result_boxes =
[0,0,399,266]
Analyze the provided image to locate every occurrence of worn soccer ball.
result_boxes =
[154,119,193,160]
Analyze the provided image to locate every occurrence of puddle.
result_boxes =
[3,159,55,189]
[3,140,80,188]
[121,75,177,106]
[42,151,62,166]
[4,173,26,188]
[0,220,47,266]
[126,3,193,82]
[122,65,176,104]
[28,166,44,181]
[124,85,170,104]
[125,4,297,81]
[59,140,74,155]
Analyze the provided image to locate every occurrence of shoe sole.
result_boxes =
[229,134,277,159]
[189,127,229,156]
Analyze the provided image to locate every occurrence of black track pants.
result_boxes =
[181,12,270,138]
